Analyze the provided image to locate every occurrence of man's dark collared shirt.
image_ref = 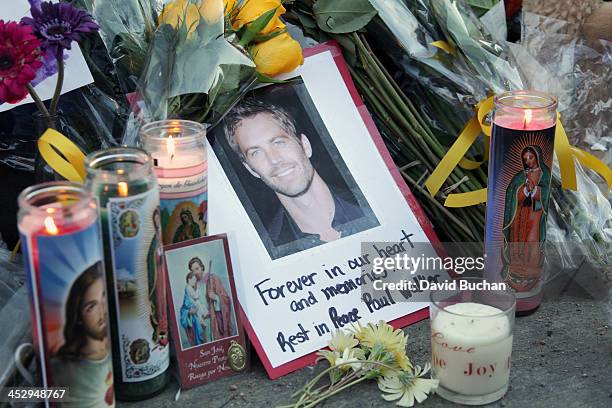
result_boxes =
[267,185,374,251]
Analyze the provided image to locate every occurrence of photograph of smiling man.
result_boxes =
[214,78,379,259]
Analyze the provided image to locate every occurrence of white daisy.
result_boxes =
[334,348,363,372]
[378,364,439,407]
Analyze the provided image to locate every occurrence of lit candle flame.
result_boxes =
[44,216,59,235]
[118,182,129,197]
[524,109,533,128]
[167,135,175,160]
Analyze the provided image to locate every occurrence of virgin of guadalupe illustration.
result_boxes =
[502,145,551,292]
[147,207,169,347]
[173,208,202,243]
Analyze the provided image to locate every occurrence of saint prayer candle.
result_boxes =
[18,182,115,407]
[484,90,558,313]
[85,148,170,400]
[141,120,208,245]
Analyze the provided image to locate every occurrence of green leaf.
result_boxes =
[255,72,289,84]
[239,7,279,46]
[138,16,255,120]
[171,36,255,98]
[295,10,317,29]
[312,0,377,34]
[252,28,286,44]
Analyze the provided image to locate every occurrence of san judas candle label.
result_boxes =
[155,162,208,245]
[106,189,170,382]
[485,125,555,298]
[21,221,115,407]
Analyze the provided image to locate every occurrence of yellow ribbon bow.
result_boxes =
[10,129,87,262]
[37,128,87,182]
[424,97,612,207]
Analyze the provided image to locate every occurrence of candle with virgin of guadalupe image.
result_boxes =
[484,90,558,313]
[85,148,170,400]
[141,120,208,245]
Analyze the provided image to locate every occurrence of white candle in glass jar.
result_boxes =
[431,302,513,396]
[141,121,208,245]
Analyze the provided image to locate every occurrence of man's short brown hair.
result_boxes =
[222,98,299,161]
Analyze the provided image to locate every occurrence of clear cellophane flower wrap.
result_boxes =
[0,1,129,173]
[370,0,611,269]
[79,0,305,145]
[287,0,611,270]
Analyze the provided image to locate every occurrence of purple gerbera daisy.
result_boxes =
[21,1,98,59]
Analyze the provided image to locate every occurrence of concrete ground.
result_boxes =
[121,266,612,408]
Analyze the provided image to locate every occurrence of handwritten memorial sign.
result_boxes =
[208,43,444,378]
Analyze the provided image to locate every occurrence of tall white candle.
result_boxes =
[431,302,513,396]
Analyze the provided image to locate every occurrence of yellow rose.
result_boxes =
[252,33,304,77]
[159,0,200,34]
[234,0,286,35]
[160,0,227,33]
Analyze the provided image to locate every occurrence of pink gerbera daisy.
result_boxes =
[0,20,42,104]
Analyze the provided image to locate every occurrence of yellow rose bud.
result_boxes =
[159,0,200,35]
[252,33,304,77]
[235,0,286,35]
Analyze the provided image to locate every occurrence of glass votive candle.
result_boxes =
[140,120,208,245]
[429,277,516,405]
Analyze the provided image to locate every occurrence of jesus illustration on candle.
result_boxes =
[51,261,115,407]
[501,145,551,292]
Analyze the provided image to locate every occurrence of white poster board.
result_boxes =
[208,44,445,377]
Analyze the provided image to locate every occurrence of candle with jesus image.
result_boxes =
[141,120,208,245]
[484,90,558,313]
[18,182,115,407]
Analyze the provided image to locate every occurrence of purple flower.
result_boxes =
[21,1,98,59]
[31,49,61,87]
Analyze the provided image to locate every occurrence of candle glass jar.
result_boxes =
[430,277,516,405]
[141,120,208,245]
[18,182,115,407]
[85,148,170,401]
[485,90,558,313]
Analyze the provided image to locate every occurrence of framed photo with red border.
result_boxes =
[164,234,249,388]
[207,42,441,379]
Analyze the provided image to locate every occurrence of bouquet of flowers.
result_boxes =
[0,1,119,179]
[282,321,438,408]
[78,0,305,143]
[285,0,612,266]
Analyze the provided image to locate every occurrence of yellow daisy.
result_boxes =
[328,329,359,353]
[358,321,408,354]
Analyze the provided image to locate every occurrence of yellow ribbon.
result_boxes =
[424,97,612,207]
[37,128,87,182]
[431,40,457,56]
[9,129,87,262]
